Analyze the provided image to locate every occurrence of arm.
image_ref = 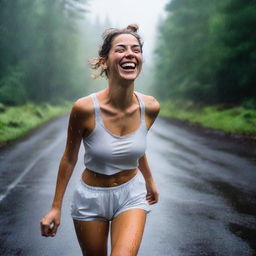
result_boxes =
[40,100,86,237]
[138,154,159,204]
[139,94,161,205]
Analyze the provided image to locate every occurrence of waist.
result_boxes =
[81,168,138,187]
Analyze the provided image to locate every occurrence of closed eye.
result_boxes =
[115,48,125,53]
[133,49,141,53]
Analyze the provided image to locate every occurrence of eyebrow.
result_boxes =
[114,43,141,48]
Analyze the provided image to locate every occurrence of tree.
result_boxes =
[0,0,94,105]
[153,0,256,104]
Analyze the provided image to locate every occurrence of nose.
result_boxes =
[125,48,135,58]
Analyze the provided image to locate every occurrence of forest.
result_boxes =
[154,0,256,107]
[0,0,255,144]
[0,0,106,105]
[1,0,255,107]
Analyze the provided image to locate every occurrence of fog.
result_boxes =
[86,0,169,60]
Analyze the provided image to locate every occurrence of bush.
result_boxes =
[0,67,27,105]
[242,98,256,110]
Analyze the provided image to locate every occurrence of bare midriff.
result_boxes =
[81,168,138,187]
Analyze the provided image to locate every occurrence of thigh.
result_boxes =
[73,219,109,256]
[110,209,147,256]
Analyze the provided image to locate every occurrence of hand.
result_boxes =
[40,208,61,237]
[145,179,159,205]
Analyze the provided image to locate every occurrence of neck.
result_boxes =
[106,79,135,110]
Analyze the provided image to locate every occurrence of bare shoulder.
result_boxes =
[140,93,160,119]
[67,95,95,137]
[71,95,94,118]
[138,93,160,128]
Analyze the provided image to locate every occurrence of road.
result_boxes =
[0,115,255,256]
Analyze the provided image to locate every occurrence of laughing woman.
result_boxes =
[40,24,160,256]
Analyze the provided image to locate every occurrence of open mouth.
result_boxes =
[120,62,136,70]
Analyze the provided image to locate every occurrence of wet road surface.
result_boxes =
[0,115,255,256]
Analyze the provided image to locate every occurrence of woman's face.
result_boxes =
[103,33,143,82]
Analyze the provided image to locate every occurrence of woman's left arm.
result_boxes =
[138,154,159,205]
[139,94,161,205]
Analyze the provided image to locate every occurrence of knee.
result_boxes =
[82,249,107,256]
[111,251,131,256]
[111,247,136,256]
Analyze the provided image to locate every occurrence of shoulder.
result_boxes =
[139,93,160,119]
[67,94,96,136]
[137,92,160,128]
[70,95,94,120]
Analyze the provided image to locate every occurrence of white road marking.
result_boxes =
[0,135,64,203]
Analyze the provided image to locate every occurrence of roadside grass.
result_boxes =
[160,100,256,137]
[0,102,71,146]
[1,100,256,147]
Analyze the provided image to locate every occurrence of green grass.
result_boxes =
[1,100,256,146]
[0,102,71,146]
[160,100,256,137]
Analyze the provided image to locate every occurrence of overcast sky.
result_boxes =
[86,0,170,59]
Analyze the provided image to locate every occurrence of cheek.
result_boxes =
[107,56,121,67]
[137,55,143,63]
[138,58,143,69]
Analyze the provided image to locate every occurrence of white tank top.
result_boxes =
[83,91,148,175]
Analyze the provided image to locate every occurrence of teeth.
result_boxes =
[121,63,136,68]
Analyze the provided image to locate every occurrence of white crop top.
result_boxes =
[83,91,148,175]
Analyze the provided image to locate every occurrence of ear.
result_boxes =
[99,57,108,70]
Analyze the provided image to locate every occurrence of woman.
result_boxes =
[40,24,160,256]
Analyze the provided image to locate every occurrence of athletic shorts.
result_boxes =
[71,172,150,221]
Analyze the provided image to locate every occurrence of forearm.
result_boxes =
[138,154,154,182]
[51,155,77,209]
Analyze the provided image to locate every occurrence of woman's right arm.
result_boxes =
[40,99,88,237]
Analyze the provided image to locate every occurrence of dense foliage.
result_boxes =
[154,0,256,106]
[0,0,95,105]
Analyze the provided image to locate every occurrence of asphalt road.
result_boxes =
[0,115,255,256]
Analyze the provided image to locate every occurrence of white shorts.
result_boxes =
[71,172,150,221]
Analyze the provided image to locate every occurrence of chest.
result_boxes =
[100,105,141,137]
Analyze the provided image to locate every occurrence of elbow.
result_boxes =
[61,154,78,167]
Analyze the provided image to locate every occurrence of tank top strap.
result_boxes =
[91,93,102,123]
[134,91,146,125]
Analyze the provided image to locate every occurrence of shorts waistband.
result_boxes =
[80,171,139,191]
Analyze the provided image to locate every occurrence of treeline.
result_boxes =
[154,0,256,106]
[0,0,99,105]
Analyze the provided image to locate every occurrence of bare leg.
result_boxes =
[110,209,147,256]
[73,219,109,256]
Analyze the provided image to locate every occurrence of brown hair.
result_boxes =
[89,24,143,78]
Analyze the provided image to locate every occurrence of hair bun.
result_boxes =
[126,24,139,32]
